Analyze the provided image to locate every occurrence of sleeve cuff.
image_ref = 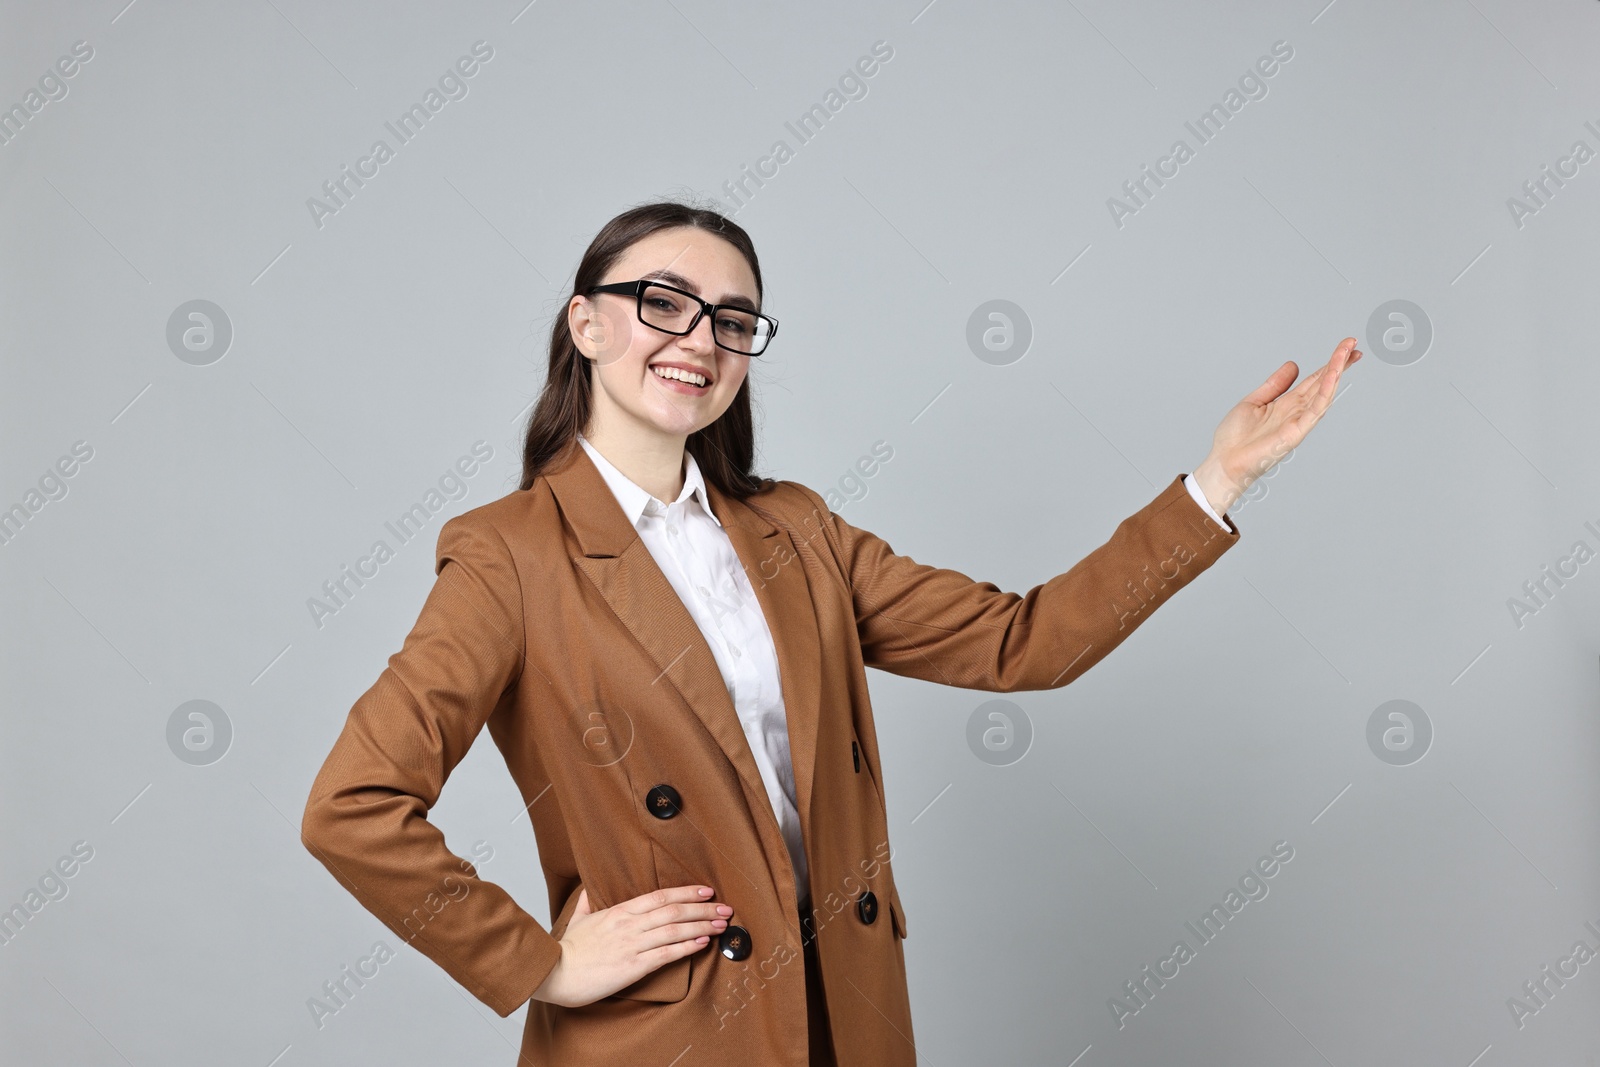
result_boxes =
[1183,472,1232,532]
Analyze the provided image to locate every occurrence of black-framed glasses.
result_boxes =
[587,279,778,356]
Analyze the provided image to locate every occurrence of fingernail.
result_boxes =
[698,887,713,896]
[717,905,732,916]
[696,935,709,943]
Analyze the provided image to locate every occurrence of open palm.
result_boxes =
[1192,337,1362,516]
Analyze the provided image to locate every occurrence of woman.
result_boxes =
[300,200,1360,1066]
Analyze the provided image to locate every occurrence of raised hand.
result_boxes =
[531,885,732,1008]
[1191,336,1362,517]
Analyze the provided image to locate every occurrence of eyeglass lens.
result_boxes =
[639,283,772,355]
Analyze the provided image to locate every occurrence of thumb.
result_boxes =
[572,887,592,917]
[1241,360,1297,407]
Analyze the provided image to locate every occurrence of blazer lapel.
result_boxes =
[704,478,823,854]
[544,444,823,885]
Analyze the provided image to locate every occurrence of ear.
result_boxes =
[571,294,632,363]
[569,295,601,358]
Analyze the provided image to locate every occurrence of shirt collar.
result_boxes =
[576,433,720,529]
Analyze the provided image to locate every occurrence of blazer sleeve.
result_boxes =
[300,512,562,1018]
[797,474,1239,691]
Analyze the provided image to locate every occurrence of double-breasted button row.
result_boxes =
[645,781,879,960]
[718,901,878,962]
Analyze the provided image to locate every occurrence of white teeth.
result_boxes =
[653,366,707,387]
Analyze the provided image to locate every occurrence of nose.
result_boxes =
[678,311,717,354]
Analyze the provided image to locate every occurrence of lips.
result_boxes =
[649,361,714,388]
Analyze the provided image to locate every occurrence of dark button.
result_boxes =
[719,924,752,961]
[645,784,682,819]
[857,890,878,925]
[852,740,860,773]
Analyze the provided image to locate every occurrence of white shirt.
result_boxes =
[576,433,1233,908]
[1183,474,1231,530]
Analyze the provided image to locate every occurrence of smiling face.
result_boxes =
[570,226,761,447]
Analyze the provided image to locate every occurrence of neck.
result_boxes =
[582,422,688,504]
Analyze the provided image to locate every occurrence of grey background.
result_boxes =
[4,0,1600,1064]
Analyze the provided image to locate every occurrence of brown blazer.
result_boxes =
[300,443,1239,1066]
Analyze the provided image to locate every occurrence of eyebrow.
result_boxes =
[640,269,760,314]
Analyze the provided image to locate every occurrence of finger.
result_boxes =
[632,916,730,952]
[1313,343,1359,405]
[573,887,592,917]
[1295,339,1354,388]
[1314,336,1354,370]
[620,885,717,916]
[1241,360,1299,407]
[1291,364,1327,395]
[1316,338,1355,385]
[1299,373,1345,428]
[1262,339,1354,406]
[1318,356,1345,400]
[639,899,731,930]
[636,938,712,976]
[1290,340,1357,403]
[1282,364,1333,408]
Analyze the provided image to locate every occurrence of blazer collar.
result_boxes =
[575,432,721,530]
[544,440,822,913]
[545,438,774,555]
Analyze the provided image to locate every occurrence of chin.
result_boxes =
[644,407,707,437]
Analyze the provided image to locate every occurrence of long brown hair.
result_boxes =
[518,199,777,499]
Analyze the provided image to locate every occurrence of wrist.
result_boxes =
[1191,456,1240,517]
[532,949,566,1005]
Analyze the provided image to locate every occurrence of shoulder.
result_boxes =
[433,482,557,574]
[741,477,831,524]
[738,477,852,559]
